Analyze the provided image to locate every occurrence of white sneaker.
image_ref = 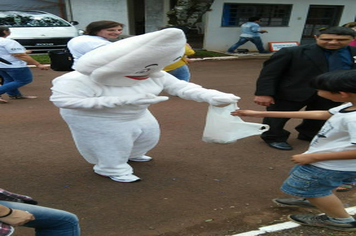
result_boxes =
[97,173,141,182]
[109,174,141,182]
[129,155,153,162]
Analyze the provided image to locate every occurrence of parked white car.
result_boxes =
[0,10,79,52]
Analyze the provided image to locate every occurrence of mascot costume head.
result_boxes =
[75,28,186,86]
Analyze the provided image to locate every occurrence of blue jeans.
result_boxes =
[0,201,80,236]
[167,64,191,82]
[281,164,356,198]
[227,37,266,53]
[0,67,33,96]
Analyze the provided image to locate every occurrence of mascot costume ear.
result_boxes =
[75,28,186,86]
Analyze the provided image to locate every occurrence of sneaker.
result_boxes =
[336,183,356,192]
[288,214,356,232]
[272,198,316,208]
[0,96,8,103]
[97,173,141,183]
[9,95,37,99]
[129,155,152,162]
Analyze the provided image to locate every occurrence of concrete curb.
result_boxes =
[191,53,273,62]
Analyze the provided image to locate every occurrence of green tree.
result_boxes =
[167,0,214,28]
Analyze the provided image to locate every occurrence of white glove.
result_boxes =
[131,93,169,105]
[210,94,240,106]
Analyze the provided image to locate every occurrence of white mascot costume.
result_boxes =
[50,28,240,183]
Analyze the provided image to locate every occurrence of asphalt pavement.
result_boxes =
[2,58,356,236]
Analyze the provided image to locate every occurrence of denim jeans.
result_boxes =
[281,164,356,198]
[0,67,33,96]
[227,37,266,53]
[0,201,80,236]
[167,64,191,82]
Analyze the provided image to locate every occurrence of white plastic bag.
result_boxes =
[202,103,269,144]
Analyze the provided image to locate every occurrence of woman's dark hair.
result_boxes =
[316,26,356,37]
[84,21,124,36]
[311,70,356,93]
[0,26,10,37]
[248,16,261,22]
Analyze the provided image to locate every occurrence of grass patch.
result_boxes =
[31,54,51,64]
[191,50,228,58]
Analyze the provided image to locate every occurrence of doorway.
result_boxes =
[128,0,145,35]
[300,5,343,45]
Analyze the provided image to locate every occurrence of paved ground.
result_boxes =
[2,59,356,236]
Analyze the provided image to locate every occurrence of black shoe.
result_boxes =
[267,142,293,150]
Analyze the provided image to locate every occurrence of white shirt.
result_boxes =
[67,35,112,69]
[240,22,261,38]
[310,103,356,171]
[0,37,26,68]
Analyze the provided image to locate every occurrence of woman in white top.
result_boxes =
[0,26,48,103]
[67,20,124,69]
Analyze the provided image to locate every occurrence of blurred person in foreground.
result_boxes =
[0,187,80,236]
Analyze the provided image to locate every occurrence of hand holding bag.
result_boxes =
[202,103,269,144]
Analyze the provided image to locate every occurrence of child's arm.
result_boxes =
[231,110,331,120]
[291,149,356,165]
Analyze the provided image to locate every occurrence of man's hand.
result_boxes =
[254,95,274,107]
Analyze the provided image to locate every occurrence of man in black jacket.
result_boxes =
[254,27,356,150]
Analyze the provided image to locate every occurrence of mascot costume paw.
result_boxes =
[50,28,240,183]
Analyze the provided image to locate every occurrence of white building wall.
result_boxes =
[145,0,165,32]
[67,0,130,35]
[204,0,356,52]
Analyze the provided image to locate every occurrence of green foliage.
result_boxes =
[167,0,215,27]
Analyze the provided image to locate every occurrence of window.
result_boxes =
[0,11,71,27]
[222,3,292,27]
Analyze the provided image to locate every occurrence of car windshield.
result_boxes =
[0,11,71,27]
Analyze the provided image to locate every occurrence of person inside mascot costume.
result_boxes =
[50,28,240,183]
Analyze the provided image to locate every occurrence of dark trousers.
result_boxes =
[261,94,341,143]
